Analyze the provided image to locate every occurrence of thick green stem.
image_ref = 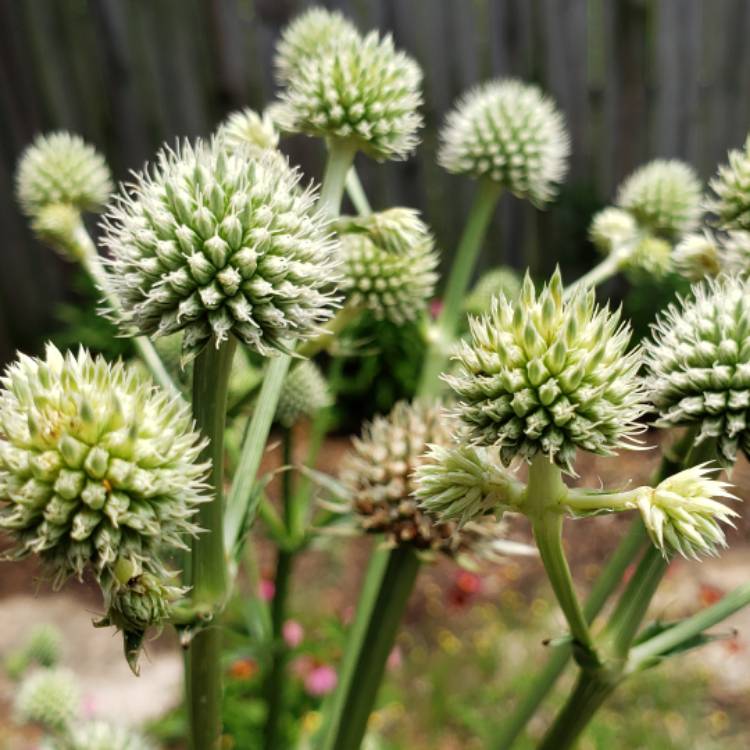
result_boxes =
[319,140,359,219]
[492,521,646,749]
[318,546,420,750]
[563,236,641,300]
[418,180,502,395]
[186,336,237,750]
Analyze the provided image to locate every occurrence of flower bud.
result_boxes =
[636,466,737,559]
[276,30,423,161]
[0,344,208,587]
[15,668,80,732]
[276,361,331,428]
[672,231,722,281]
[463,266,522,317]
[216,107,279,157]
[588,207,638,255]
[438,79,570,206]
[16,132,113,218]
[707,135,750,230]
[102,140,340,361]
[645,275,750,465]
[616,159,702,240]
[446,269,646,473]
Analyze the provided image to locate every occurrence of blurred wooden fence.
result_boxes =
[2,0,750,362]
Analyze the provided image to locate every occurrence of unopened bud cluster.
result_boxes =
[276,360,331,428]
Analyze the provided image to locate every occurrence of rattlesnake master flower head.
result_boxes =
[636,466,737,559]
[340,400,517,559]
[0,344,207,587]
[645,275,750,465]
[277,30,423,161]
[66,721,155,750]
[334,208,427,256]
[446,269,647,473]
[276,361,331,428]
[275,7,359,84]
[673,231,722,281]
[15,668,80,732]
[589,207,638,254]
[707,135,750,230]
[438,79,570,206]
[216,107,279,157]
[102,140,340,361]
[339,218,438,324]
[16,132,113,218]
[616,159,702,240]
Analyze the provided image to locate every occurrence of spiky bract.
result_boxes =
[102,140,339,361]
[276,361,331,428]
[438,79,570,206]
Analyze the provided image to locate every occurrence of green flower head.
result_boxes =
[216,107,279,157]
[707,134,750,230]
[276,360,331,428]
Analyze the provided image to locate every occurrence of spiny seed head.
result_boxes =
[707,135,750,230]
[636,466,737,559]
[102,140,340,362]
[464,266,522,317]
[339,211,438,324]
[415,443,524,525]
[446,269,647,473]
[15,668,80,732]
[216,107,279,157]
[16,132,113,218]
[589,207,638,255]
[66,721,155,750]
[340,400,515,559]
[275,7,359,84]
[438,79,570,206]
[616,159,702,240]
[673,231,722,281]
[645,275,750,465]
[0,344,208,588]
[276,360,331,428]
[276,30,423,161]
[334,208,428,256]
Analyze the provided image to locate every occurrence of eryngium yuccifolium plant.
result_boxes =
[64,721,155,750]
[334,207,428,256]
[339,228,438,325]
[616,159,702,240]
[0,344,207,587]
[438,79,570,206]
[216,107,279,156]
[645,275,750,465]
[277,30,423,161]
[672,231,722,281]
[274,6,359,84]
[707,135,750,230]
[276,360,331,428]
[464,266,522,317]
[635,466,737,559]
[102,141,339,361]
[446,270,646,473]
[14,668,80,732]
[16,131,113,218]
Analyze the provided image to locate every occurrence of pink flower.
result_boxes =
[430,298,444,319]
[304,664,338,697]
[258,579,275,601]
[282,620,304,648]
[387,646,402,671]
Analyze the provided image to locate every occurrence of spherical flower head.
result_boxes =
[438,79,570,206]
[673,231,722,281]
[67,720,155,750]
[15,668,80,732]
[276,360,331,428]
[464,266,522,317]
[636,465,737,559]
[102,140,340,361]
[645,275,750,465]
[0,344,208,587]
[274,7,359,84]
[627,235,672,278]
[707,135,750,230]
[16,131,113,218]
[446,269,647,473]
[216,107,279,157]
[616,159,702,240]
[339,212,438,324]
[334,207,427,256]
[276,30,423,161]
[589,207,638,255]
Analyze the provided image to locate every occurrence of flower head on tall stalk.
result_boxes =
[0,344,207,587]
[276,25,423,161]
[215,107,279,157]
[438,78,570,206]
[446,269,647,473]
[101,140,340,362]
[707,133,750,230]
[645,274,750,465]
[275,360,332,428]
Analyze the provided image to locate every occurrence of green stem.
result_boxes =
[492,521,646,750]
[563,252,622,299]
[345,168,371,215]
[318,546,420,750]
[186,336,237,750]
[319,140,359,219]
[418,180,502,395]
